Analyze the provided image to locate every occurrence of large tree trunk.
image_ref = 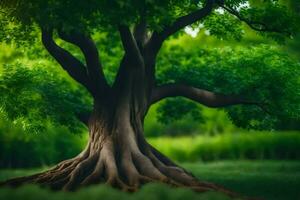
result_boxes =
[1,92,236,197]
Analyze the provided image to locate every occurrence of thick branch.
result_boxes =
[148,0,215,53]
[119,25,144,66]
[151,84,257,107]
[41,28,92,93]
[221,5,291,36]
[160,0,214,40]
[58,30,109,93]
[144,0,215,77]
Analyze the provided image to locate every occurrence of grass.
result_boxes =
[148,132,300,161]
[0,161,300,200]
[183,161,300,200]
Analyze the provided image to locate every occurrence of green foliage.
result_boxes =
[0,0,298,44]
[157,98,203,124]
[148,132,300,162]
[204,12,244,40]
[156,44,300,129]
[0,0,299,133]
[144,103,236,137]
[0,0,194,40]
[239,2,297,43]
[92,32,124,85]
[0,64,92,133]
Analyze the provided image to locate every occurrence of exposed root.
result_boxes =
[0,136,241,199]
[81,157,104,186]
[63,153,98,191]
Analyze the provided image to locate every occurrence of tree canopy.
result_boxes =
[0,0,299,132]
[0,0,298,42]
[156,44,300,129]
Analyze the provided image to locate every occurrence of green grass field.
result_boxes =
[0,161,299,200]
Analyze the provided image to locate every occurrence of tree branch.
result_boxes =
[41,28,92,93]
[118,25,144,66]
[113,26,146,92]
[148,0,215,52]
[150,84,258,108]
[57,30,109,94]
[141,0,216,92]
[144,0,215,71]
[221,5,291,36]
[160,0,214,41]
[133,18,148,50]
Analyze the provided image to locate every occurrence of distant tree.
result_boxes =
[0,0,299,196]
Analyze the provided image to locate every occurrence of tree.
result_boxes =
[0,0,299,196]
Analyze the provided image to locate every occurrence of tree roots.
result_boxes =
[0,137,239,198]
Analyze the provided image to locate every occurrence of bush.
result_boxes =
[148,131,300,162]
[0,115,86,168]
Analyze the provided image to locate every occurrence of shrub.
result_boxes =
[148,132,300,162]
[0,115,86,168]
